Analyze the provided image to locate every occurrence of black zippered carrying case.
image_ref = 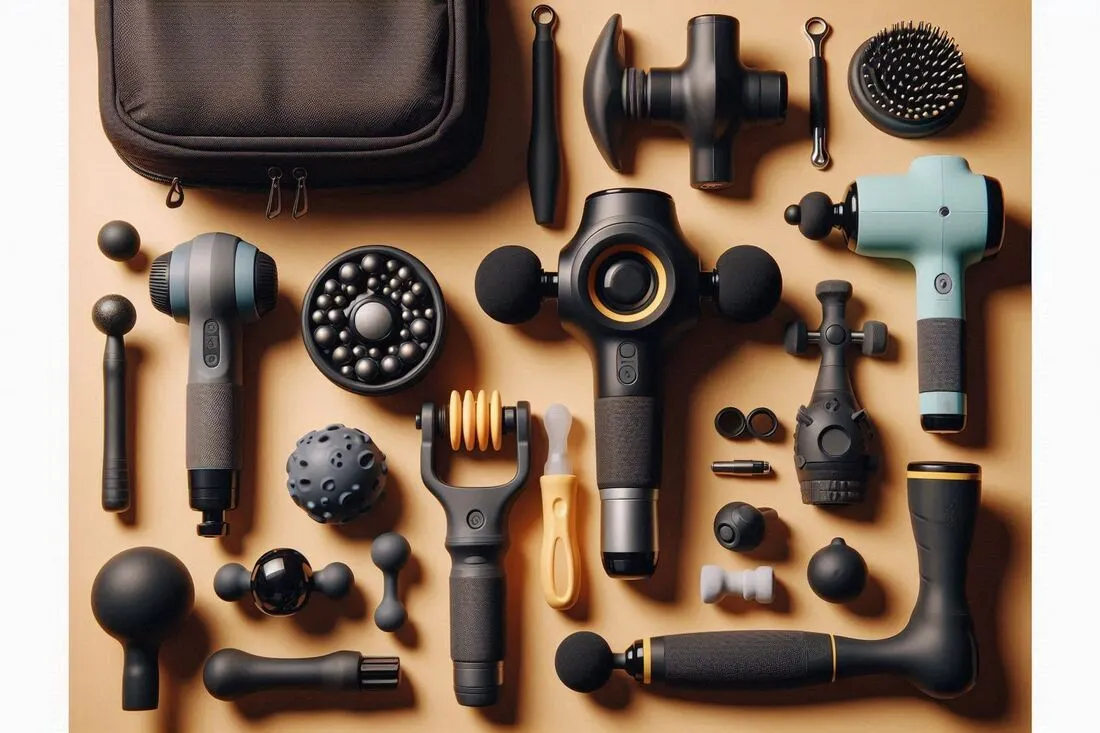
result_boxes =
[95,0,490,218]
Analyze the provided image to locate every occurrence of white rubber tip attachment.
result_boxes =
[700,565,774,604]
[543,403,573,475]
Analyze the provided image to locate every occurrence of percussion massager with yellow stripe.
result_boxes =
[475,188,782,580]
[415,390,531,708]
[555,462,980,696]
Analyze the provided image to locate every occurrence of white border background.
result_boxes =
[0,0,1093,729]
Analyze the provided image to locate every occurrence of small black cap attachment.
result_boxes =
[98,220,141,262]
[714,407,747,439]
[359,656,401,689]
[713,501,774,552]
[746,407,779,439]
[807,537,867,603]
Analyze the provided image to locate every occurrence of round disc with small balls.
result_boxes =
[286,424,387,524]
[302,246,446,395]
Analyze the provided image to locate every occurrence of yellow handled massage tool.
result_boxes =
[540,404,580,610]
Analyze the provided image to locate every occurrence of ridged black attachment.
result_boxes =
[149,252,173,316]
[254,252,279,316]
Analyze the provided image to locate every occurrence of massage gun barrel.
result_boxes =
[448,542,507,706]
[203,649,399,701]
[528,11,560,225]
[102,335,130,512]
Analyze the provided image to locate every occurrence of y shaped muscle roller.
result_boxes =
[214,548,353,616]
[584,14,787,189]
[787,280,887,505]
[556,462,981,698]
[415,389,531,707]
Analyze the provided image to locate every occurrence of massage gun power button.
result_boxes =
[935,273,953,294]
[617,342,638,385]
[203,320,220,367]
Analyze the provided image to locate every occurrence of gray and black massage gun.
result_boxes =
[785,155,1004,433]
[149,233,278,536]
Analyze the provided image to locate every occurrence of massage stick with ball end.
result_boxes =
[91,547,195,710]
[555,462,980,697]
[92,295,136,512]
[540,404,581,610]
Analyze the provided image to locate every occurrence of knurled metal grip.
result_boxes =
[787,281,886,505]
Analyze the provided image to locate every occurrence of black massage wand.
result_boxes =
[93,295,137,512]
[556,463,980,697]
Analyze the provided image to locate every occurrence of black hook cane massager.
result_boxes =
[556,462,980,697]
[416,390,532,707]
[476,188,782,579]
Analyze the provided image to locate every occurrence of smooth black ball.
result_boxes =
[92,295,137,337]
[786,192,835,241]
[475,245,545,324]
[97,220,141,261]
[555,632,614,693]
[713,245,783,323]
[250,548,314,616]
[807,538,867,603]
[91,547,194,643]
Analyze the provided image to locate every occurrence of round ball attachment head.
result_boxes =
[584,14,788,189]
[713,501,775,551]
[214,548,353,616]
[91,547,195,710]
[807,538,867,603]
[98,220,141,262]
[699,565,774,604]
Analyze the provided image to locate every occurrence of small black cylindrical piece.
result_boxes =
[711,460,771,476]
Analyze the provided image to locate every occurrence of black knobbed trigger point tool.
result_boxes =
[804,17,831,169]
[416,389,531,708]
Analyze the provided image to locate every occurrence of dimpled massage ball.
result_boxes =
[286,424,387,524]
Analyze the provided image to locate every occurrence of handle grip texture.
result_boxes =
[594,396,659,489]
[540,474,580,610]
[185,382,241,470]
[203,649,396,701]
[916,318,967,432]
[450,572,505,706]
[656,631,834,688]
[528,15,561,225]
[102,337,130,512]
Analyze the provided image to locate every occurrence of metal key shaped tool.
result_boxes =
[804,18,831,169]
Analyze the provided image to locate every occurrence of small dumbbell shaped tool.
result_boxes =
[786,280,887,505]
[540,404,581,610]
[700,565,774,604]
[214,549,353,616]
[371,532,411,632]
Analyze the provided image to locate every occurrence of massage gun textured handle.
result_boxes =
[917,318,966,394]
[528,14,560,225]
[595,397,659,489]
[809,57,827,130]
[102,347,130,512]
[660,631,834,688]
[203,649,364,701]
[186,383,240,470]
[450,574,505,663]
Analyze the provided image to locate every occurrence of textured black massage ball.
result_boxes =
[97,220,141,262]
[286,424,387,524]
[807,537,868,603]
[302,246,446,395]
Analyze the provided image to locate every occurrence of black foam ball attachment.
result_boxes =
[475,245,545,324]
[714,245,783,323]
[92,295,137,338]
[807,537,868,603]
[784,192,835,241]
[555,631,614,693]
[97,220,141,261]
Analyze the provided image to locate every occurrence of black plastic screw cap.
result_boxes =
[98,220,141,261]
[713,245,783,323]
[475,245,547,324]
[91,547,195,711]
[713,501,774,552]
[555,631,615,693]
[807,537,867,603]
[371,532,411,632]
[92,295,137,337]
[784,192,836,240]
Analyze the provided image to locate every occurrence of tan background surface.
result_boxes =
[69,1,1032,731]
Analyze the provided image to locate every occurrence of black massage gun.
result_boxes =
[584,14,787,189]
[149,233,278,536]
[476,189,783,579]
[556,462,980,697]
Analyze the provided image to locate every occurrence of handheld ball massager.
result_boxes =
[149,232,278,536]
[785,155,1004,433]
[584,14,787,189]
[476,188,782,580]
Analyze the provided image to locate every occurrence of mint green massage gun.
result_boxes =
[784,155,1004,433]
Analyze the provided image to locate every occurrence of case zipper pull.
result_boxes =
[165,178,185,209]
[265,167,283,219]
[292,167,310,219]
